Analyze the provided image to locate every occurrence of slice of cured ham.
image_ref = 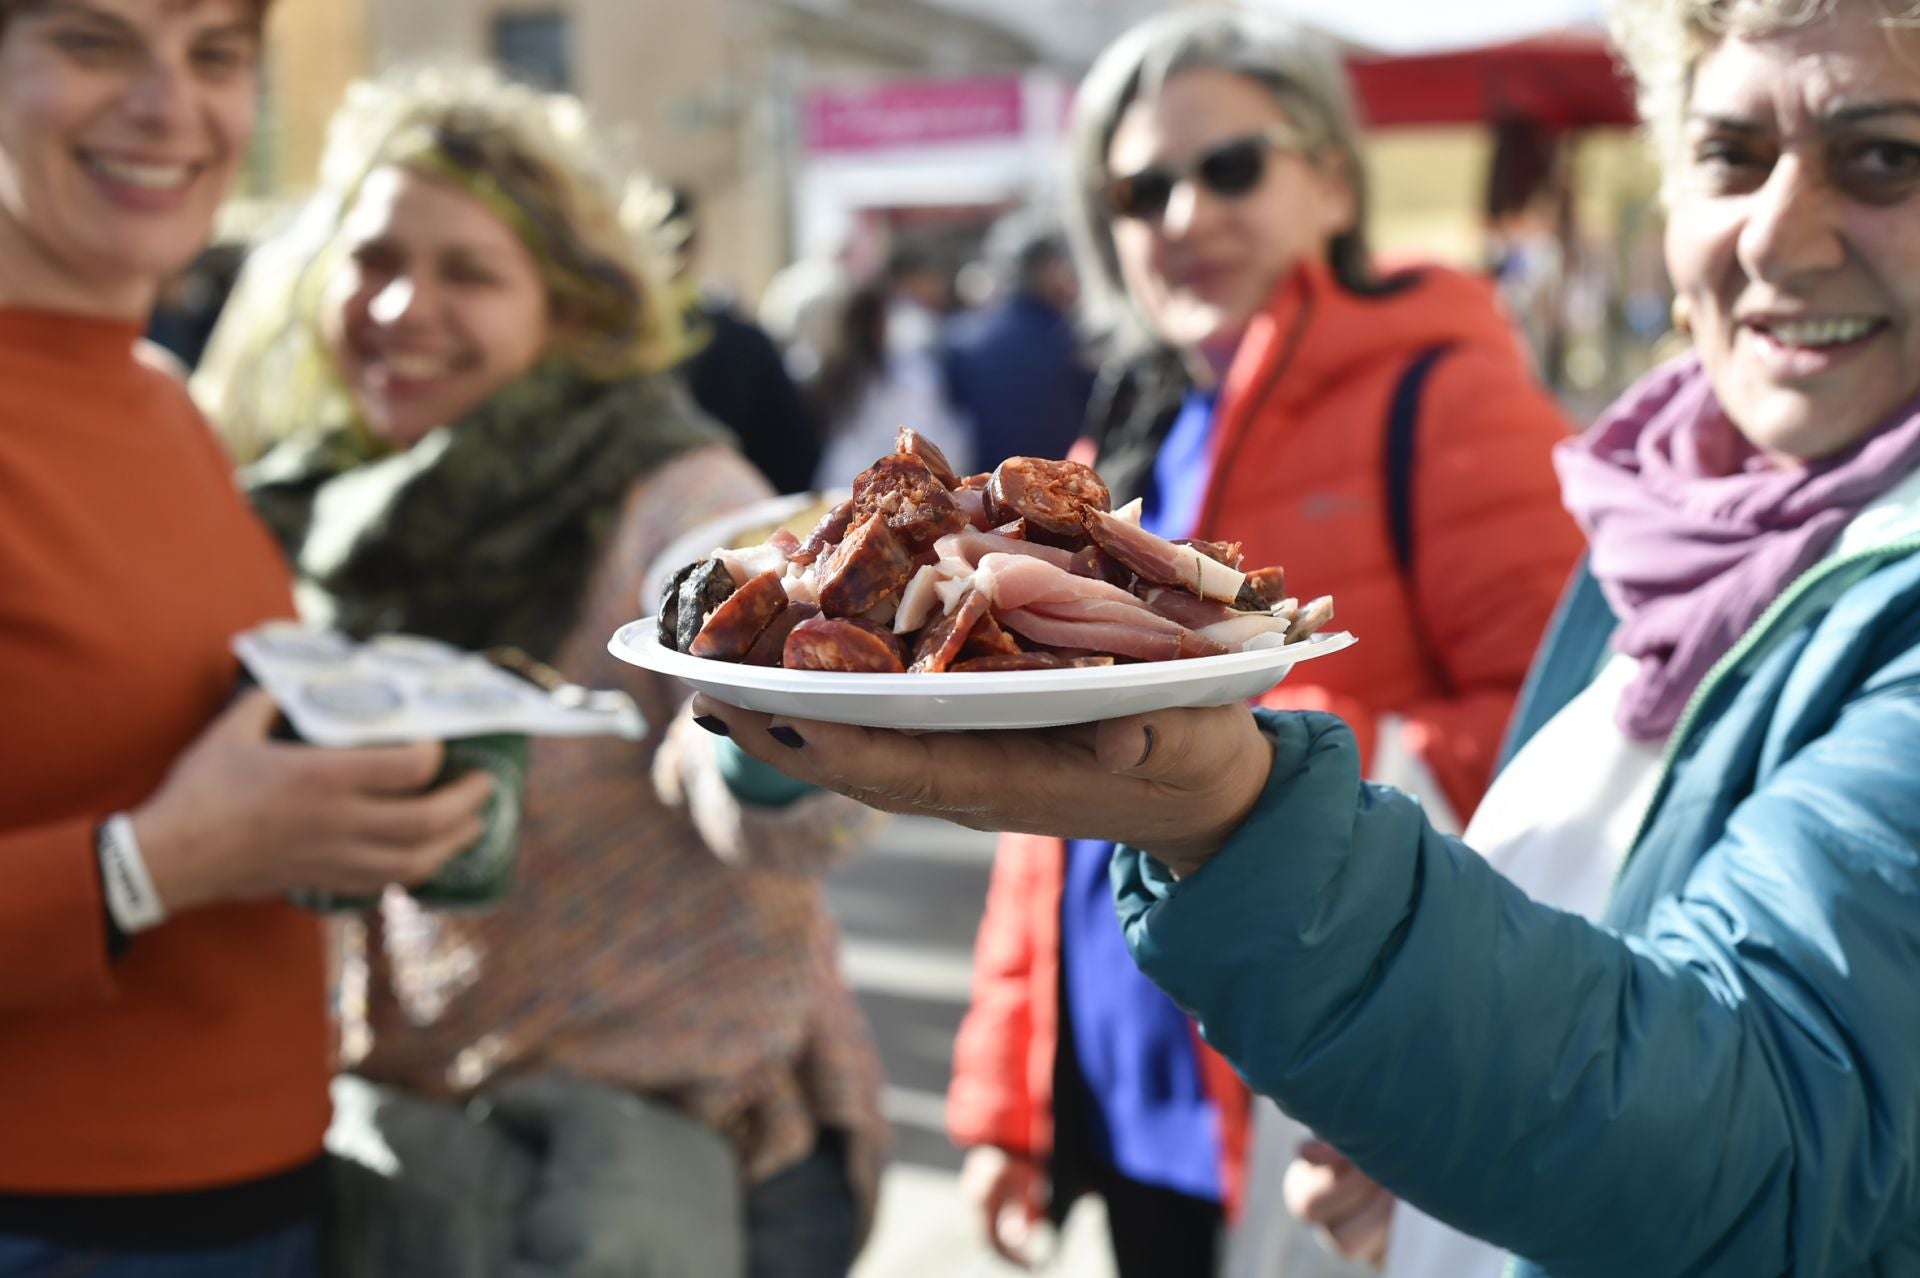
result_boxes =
[1083,508,1246,603]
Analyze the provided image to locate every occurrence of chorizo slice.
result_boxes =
[689,570,788,662]
[743,601,819,667]
[894,426,959,488]
[948,653,1117,672]
[783,616,907,673]
[986,457,1110,542]
[1175,537,1244,571]
[839,616,910,668]
[1068,545,1133,591]
[816,512,915,618]
[674,559,737,654]
[909,588,990,674]
[1236,565,1289,611]
[959,609,1024,659]
[789,498,856,569]
[851,453,968,552]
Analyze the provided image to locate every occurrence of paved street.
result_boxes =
[828,817,1116,1278]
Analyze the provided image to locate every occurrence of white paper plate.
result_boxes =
[608,618,1357,730]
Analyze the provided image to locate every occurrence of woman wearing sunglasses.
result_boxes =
[920,10,1583,1276]
[701,0,1920,1274]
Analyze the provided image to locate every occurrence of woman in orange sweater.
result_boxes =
[0,3,489,1274]
[936,10,1585,1275]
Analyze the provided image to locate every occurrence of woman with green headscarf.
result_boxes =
[197,65,889,1276]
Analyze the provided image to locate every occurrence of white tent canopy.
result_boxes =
[1243,0,1608,54]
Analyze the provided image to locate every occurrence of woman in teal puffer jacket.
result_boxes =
[689,1,1920,1274]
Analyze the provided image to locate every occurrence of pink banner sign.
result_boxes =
[804,76,1025,152]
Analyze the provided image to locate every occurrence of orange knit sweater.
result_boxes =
[0,309,326,1193]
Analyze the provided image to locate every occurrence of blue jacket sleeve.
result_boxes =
[1113,697,1920,1277]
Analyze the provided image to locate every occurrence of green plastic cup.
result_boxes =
[291,732,528,913]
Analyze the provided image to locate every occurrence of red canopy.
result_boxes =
[1345,33,1637,129]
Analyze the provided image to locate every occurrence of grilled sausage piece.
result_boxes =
[894,426,959,488]
[689,570,788,661]
[948,653,1117,672]
[743,601,820,667]
[909,589,990,673]
[790,498,857,569]
[1235,565,1289,611]
[674,559,737,654]
[986,457,1111,541]
[816,512,915,618]
[783,616,908,673]
[959,609,1025,659]
[851,453,968,552]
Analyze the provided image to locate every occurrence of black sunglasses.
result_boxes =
[1104,126,1307,223]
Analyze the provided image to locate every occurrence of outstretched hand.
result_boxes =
[687,695,1275,875]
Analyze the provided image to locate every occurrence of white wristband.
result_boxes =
[98,813,168,933]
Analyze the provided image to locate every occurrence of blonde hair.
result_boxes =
[1608,0,1920,191]
[197,63,683,461]
[1064,7,1374,360]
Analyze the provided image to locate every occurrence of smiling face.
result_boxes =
[0,0,258,316]
[1666,15,1920,462]
[1105,67,1354,366]
[321,165,554,448]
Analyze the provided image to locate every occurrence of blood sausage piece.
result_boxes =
[674,559,737,654]
[656,560,697,649]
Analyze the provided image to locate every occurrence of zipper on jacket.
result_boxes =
[1618,535,1920,875]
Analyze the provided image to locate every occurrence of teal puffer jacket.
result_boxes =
[1114,542,1920,1277]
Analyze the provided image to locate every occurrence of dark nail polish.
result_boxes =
[1134,725,1157,769]
[693,715,731,737]
[769,725,806,750]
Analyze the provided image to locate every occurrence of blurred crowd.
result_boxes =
[11,2,1920,1278]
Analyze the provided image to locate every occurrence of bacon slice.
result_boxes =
[1236,565,1289,610]
[1083,507,1246,603]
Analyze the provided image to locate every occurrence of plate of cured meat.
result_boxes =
[609,429,1355,730]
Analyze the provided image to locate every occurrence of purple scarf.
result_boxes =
[1556,353,1920,742]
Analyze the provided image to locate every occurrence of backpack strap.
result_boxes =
[1383,343,1452,576]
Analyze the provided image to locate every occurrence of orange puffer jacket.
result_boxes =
[944,260,1587,1215]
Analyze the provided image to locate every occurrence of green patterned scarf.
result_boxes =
[246,362,725,662]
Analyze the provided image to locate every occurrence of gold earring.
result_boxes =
[1670,295,1691,335]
